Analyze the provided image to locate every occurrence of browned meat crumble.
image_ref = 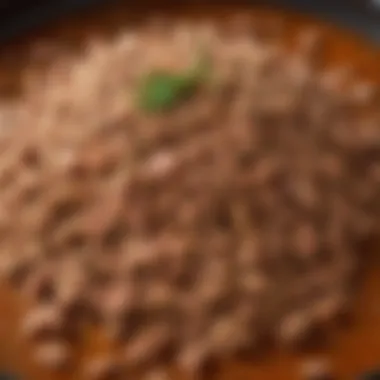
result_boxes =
[0,17,379,378]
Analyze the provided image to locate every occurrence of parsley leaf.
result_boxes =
[137,48,211,113]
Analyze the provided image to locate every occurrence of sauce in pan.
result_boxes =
[0,3,379,380]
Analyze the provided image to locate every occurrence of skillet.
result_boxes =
[0,0,379,44]
[0,1,378,379]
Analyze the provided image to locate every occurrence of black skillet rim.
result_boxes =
[0,0,379,45]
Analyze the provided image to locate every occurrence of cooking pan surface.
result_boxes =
[0,0,379,43]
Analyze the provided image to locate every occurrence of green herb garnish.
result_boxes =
[137,48,211,113]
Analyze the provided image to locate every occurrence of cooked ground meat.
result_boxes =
[0,16,379,377]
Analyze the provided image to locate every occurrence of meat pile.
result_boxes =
[0,17,379,378]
